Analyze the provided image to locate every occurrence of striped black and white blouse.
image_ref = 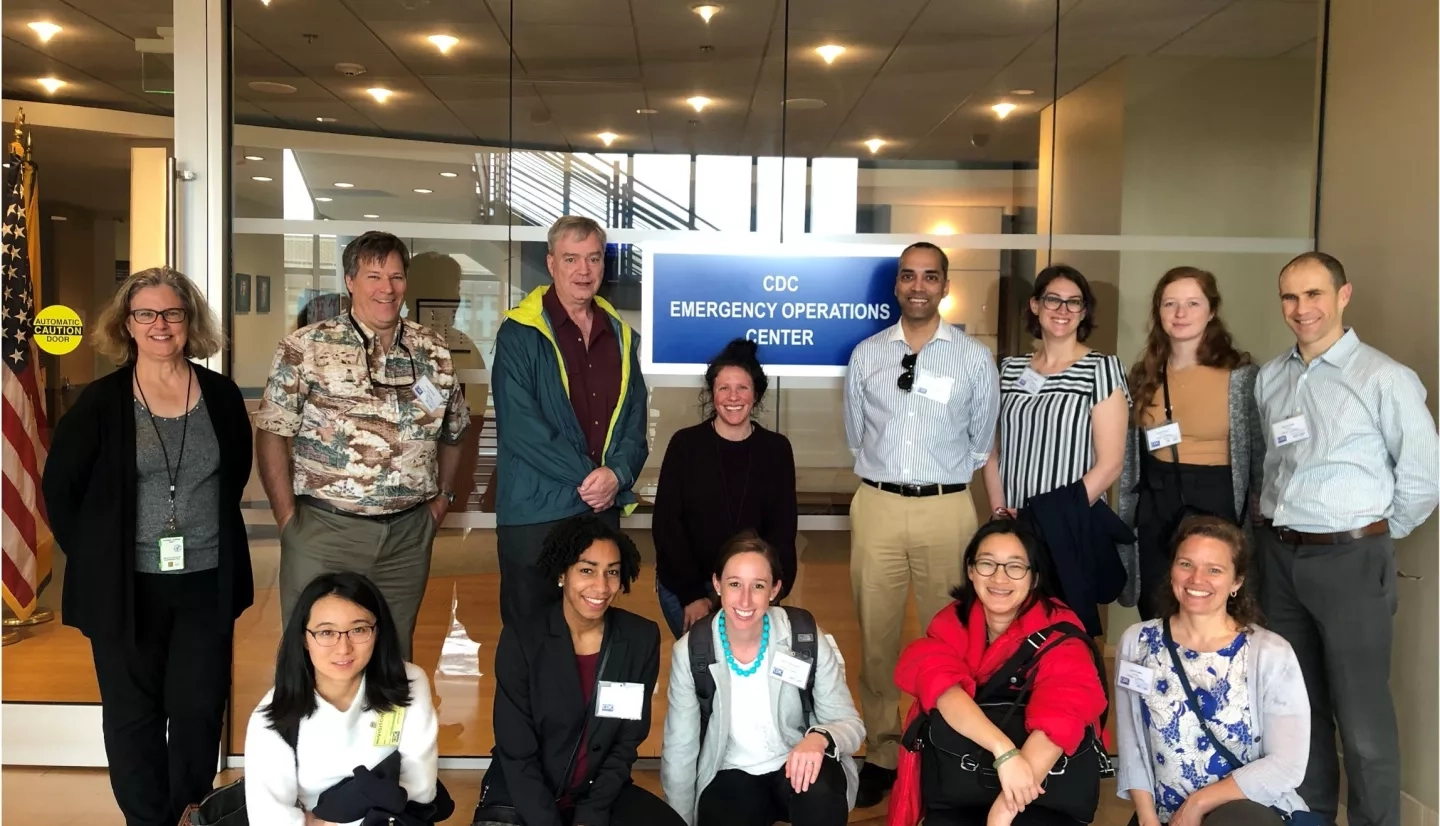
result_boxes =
[997,351,1130,508]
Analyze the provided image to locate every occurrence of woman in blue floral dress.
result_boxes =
[1114,517,1311,826]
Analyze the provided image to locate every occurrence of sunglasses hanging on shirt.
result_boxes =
[898,352,918,392]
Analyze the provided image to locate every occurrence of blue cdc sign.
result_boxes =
[641,243,905,377]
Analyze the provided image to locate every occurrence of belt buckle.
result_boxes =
[902,484,922,497]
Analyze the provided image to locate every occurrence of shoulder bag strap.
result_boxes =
[1162,618,1245,771]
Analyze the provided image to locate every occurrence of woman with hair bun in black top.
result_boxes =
[652,338,799,639]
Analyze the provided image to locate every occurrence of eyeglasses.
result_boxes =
[129,307,188,324]
[971,559,1033,580]
[306,625,376,647]
[1039,294,1086,314]
[898,353,918,392]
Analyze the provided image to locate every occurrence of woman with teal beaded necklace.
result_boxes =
[661,534,865,826]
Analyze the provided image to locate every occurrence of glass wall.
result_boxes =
[218,0,1324,759]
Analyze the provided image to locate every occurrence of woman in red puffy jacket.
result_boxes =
[889,519,1108,826]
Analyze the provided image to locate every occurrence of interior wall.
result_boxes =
[43,205,99,391]
[1315,0,1439,810]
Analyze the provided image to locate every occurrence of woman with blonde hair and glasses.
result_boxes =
[1117,267,1265,619]
[43,267,254,826]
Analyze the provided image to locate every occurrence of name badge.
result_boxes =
[596,681,645,720]
[413,376,445,412]
[1271,415,1311,447]
[770,651,813,689]
[1116,660,1156,696]
[913,371,954,405]
[1146,421,1182,451]
[1016,367,1047,395]
[373,707,406,747]
[158,535,185,572]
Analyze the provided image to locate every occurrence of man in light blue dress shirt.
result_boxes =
[842,242,1000,808]
[1255,251,1439,826]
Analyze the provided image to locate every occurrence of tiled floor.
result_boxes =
[2,765,1136,825]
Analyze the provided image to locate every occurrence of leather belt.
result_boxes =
[1268,519,1389,546]
[297,495,426,524]
[862,479,968,498]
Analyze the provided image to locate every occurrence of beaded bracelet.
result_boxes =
[992,748,1022,769]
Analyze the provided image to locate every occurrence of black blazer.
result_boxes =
[1018,480,1132,636]
[485,604,661,826]
[41,364,254,641]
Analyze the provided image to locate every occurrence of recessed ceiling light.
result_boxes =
[315,196,333,202]
[864,138,886,154]
[1011,89,1036,96]
[413,188,433,194]
[992,102,1017,119]
[333,182,354,188]
[597,132,618,147]
[439,171,458,178]
[636,108,659,115]
[364,214,379,219]
[427,34,459,54]
[815,44,846,64]
[244,154,264,161]
[692,4,721,23]
[686,96,712,113]
[366,87,393,103]
[251,176,273,182]
[784,98,826,110]
[36,77,66,94]
[316,116,337,123]
[28,22,62,43]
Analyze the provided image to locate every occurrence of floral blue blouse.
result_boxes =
[1135,624,1256,821]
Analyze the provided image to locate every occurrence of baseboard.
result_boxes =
[1,703,107,767]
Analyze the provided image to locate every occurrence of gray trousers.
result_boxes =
[496,508,620,627]
[1258,528,1400,826]
[279,501,437,661]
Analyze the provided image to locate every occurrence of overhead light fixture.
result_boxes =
[636,107,658,115]
[364,214,379,219]
[315,116,337,123]
[864,138,886,154]
[1011,89,1036,96]
[413,188,433,194]
[37,77,66,94]
[815,44,846,64]
[244,154,264,161]
[992,102,1017,119]
[427,34,459,54]
[260,0,271,5]
[939,294,955,315]
[333,182,354,188]
[686,96,712,113]
[367,87,393,103]
[315,196,333,202]
[251,176,273,182]
[439,171,458,178]
[692,4,721,23]
[597,132,618,147]
[28,22,63,43]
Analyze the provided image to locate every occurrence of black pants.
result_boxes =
[496,508,619,626]
[476,781,684,826]
[90,570,232,826]
[1259,528,1399,826]
[1126,800,1285,826]
[1135,455,1235,620]
[926,804,1081,826]
[697,756,849,826]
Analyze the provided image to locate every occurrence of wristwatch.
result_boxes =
[439,490,456,505]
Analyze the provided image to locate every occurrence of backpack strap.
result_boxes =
[782,606,819,724]
[688,612,720,744]
[973,621,1110,728]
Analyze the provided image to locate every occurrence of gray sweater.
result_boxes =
[661,607,865,826]
[1115,620,1310,814]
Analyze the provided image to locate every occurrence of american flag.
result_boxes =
[2,125,53,620]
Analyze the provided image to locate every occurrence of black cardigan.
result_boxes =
[41,364,255,641]
[651,420,798,604]
[485,604,660,826]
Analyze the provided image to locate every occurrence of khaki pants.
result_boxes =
[279,501,437,661]
[849,483,978,770]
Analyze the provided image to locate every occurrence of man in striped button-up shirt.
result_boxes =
[1256,251,1438,826]
[842,242,1000,808]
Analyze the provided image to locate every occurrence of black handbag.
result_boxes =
[901,621,1114,821]
[1143,367,1245,538]
[178,779,247,826]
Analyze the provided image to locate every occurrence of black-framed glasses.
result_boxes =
[971,559,1033,580]
[1039,294,1086,314]
[898,353,918,392]
[307,625,376,647]
[129,307,188,324]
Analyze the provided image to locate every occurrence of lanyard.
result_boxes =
[135,365,193,532]
[348,312,417,388]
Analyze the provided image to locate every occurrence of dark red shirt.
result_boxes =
[543,287,622,466]
[568,651,601,798]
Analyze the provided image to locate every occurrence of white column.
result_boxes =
[172,0,229,370]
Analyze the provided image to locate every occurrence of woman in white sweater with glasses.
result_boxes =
[245,571,442,826]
